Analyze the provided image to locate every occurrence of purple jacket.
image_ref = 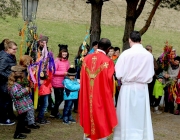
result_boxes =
[52,58,70,88]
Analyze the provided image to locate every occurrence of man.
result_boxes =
[114,47,120,59]
[145,45,159,107]
[79,38,117,140]
[113,31,154,140]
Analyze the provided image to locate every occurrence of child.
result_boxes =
[153,73,165,114]
[36,70,52,124]
[62,65,80,124]
[19,55,40,129]
[8,65,33,139]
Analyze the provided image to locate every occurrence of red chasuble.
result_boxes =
[79,50,117,140]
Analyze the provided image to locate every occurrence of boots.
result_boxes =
[154,106,162,114]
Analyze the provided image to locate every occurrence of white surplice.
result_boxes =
[113,44,154,140]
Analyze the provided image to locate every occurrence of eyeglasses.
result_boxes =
[10,48,18,51]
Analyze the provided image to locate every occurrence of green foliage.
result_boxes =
[0,0,21,19]
[154,0,180,10]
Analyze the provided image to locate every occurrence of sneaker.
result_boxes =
[50,113,63,119]
[69,118,76,123]
[0,119,15,126]
[36,118,50,125]
[27,123,40,129]
[49,114,56,118]
[63,120,70,125]
[14,133,27,139]
[154,110,162,114]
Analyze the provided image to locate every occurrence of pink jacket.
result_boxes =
[51,58,70,88]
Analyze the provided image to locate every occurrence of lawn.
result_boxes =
[0,16,180,65]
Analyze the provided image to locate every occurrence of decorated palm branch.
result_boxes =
[19,22,55,109]
[157,41,173,71]
[19,21,38,61]
[77,29,90,67]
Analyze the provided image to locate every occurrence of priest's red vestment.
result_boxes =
[79,50,117,140]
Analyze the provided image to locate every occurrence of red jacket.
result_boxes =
[39,71,52,96]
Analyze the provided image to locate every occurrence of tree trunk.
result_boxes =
[122,0,139,51]
[89,1,103,48]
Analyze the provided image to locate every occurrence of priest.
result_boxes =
[113,31,154,140]
[79,38,117,140]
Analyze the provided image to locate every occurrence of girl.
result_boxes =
[8,65,33,139]
[50,44,70,118]
[19,55,40,129]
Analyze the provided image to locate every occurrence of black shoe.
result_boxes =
[21,128,31,134]
[27,123,40,129]
[36,118,50,125]
[14,133,27,139]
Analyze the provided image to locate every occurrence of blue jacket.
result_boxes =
[63,77,80,100]
[0,51,16,93]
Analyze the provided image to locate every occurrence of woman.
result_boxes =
[50,44,70,118]
[0,40,17,125]
[74,43,89,112]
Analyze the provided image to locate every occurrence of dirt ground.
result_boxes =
[0,109,179,140]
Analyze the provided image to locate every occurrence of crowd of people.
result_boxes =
[0,31,179,140]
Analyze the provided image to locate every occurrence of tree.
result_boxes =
[0,0,21,19]
[122,0,160,50]
[159,0,180,10]
[123,0,180,50]
[87,0,180,50]
[86,0,109,48]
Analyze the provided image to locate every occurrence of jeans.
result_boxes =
[51,87,64,116]
[63,100,74,122]
[26,109,35,125]
[37,94,49,119]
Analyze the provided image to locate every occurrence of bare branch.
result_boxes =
[139,0,162,35]
[135,0,147,19]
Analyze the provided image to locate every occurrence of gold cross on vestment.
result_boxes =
[103,62,109,68]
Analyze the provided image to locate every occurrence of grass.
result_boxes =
[0,1,180,139]
[0,17,180,64]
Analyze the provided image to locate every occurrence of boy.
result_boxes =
[62,65,80,124]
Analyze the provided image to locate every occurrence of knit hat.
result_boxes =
[58,44,68,52]
[157,73,164,79]
[39,35,49,42]
[11,65,26,72]
[67,65,76,76]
